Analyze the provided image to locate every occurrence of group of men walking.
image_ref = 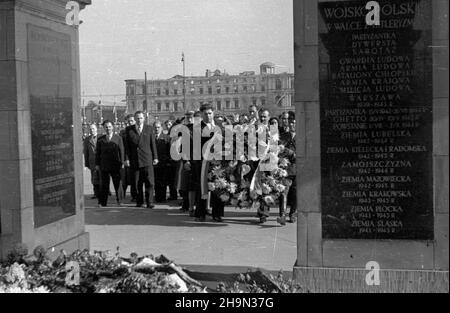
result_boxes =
[84,111,162,208]
[83,104,297,226]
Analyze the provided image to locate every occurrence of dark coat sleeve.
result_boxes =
[123,128,130,162]
[118,135,125,165]
[95,138,101,167]
[150,132,158,161]
[83,138,89,167]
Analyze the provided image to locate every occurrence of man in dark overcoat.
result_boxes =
[123,111,159,208]
[95,120,125,207]
[83,123,100,199]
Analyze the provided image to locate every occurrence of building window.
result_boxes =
[156,89,161,96]
[226,100,231,109]
[251,85,256,92]
[208,87,212,94]
[199,87,204,95]
[225,86,230,93]
[217,100,222,111]
[129,84,135,96]
[157,102,162,112]
[174,102,179,112]
[234,86,238,93]
[165,102,170,111]
[276,79,282,90]
[234,99,239,109]
[252,98,257,106]
[243,86,248,93]
[165,89,170,96]
[216,86,221,94]
[261,98,266,106]
[261,85,265,92]
[174,89,178,95]
[190,88,195,95]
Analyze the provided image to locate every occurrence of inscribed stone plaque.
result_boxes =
[319,0,433,239]
[28,25,76,227]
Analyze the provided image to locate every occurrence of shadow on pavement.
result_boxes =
[85,196,287,228]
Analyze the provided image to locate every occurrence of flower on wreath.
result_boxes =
[263,195,275,205]
[275,168,288,178]
[240,200,250,208]
[237,191,248,202]
[230,198,238,206]
[208,182,216,192]
[215,178,228,189]
[262,183,272,195]
[240,180,250,189]
[279,158,290,168]
[252,201,261,210]
[229,175,236,182]
[211,166,226,178]
[274,184,286,193]
[265,176,277,187]
[220,193,230,202]
[241,164,251,176]
[228,183,238,194]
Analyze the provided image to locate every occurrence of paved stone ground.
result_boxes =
[83,168,297,274]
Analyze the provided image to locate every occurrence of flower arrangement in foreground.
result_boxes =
[206,125,292,209]
[0,244,303,293]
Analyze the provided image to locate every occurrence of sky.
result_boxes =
[79,0,294,102]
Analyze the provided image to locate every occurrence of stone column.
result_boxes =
[0,0,90,259]
[293,0,448,292]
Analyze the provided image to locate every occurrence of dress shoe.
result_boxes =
[195,217,206,222]
[116,201,122,207]
[277,216,286,226]
[189,210,195,217]
[288,216,297,223]
[90,195,97,200]
[259,217,267,224]
[213,217,223,223]
[146,204,155,209]
[131,198,136,203]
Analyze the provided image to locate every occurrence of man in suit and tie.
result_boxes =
[154,121,171,203]
[95,120,125,207]
[83,123,100,199]
[124,111,159,208]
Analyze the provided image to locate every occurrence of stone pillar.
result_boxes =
[0,0,90,259]
[293,0,448,292]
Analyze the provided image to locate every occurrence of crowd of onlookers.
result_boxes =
[83,104,297,225]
